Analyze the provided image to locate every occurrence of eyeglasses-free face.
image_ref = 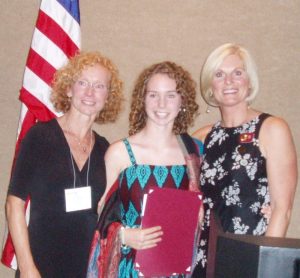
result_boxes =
[144,73,182,128]
[211,54,250,108]
[213,67,248,83]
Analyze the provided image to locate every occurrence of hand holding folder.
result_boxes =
[135,186,202,277]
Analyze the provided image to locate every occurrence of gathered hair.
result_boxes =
[51,51,123,123]
[129,61,199,135]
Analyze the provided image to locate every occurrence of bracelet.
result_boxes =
[120,226,126,245]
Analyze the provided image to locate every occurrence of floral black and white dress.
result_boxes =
[192,113,271,278]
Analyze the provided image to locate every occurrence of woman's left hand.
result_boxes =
[198,205,204,226]
[123,226,163,250]
[261,205,272,222]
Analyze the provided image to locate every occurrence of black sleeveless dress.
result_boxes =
[193,113,271,277]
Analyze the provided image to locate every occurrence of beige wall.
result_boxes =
[1,1,299,276]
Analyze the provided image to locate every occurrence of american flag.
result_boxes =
[1,0,81,269]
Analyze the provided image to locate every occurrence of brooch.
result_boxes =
[239,132,254,144]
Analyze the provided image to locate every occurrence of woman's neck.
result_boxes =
[220,106,258,128]
[137,124,177,148]
[58,112,94,139]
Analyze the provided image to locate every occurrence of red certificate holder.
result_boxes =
[135,186,202,277]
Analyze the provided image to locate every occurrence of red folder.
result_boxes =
[135,186,202,277]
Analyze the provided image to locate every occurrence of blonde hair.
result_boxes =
[200,43,259,106]
[129,61,199,135]
[51,51,123,123]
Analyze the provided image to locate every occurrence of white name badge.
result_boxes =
[65,186,92,212]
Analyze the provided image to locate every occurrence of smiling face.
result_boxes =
[212,54,250,108]
[68,64,111,118]
[144,73,182,129]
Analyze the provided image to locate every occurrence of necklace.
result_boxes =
[65,124,92,154]
[73,134,90,153]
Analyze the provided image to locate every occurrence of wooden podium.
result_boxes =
[207,212,300,278]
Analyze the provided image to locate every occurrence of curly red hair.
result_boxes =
[51,51,123,124]
[129,61,199,135]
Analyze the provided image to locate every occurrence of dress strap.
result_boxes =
[193,138,204,155]
[122,138,137,166]
[255,113,272,137]
[177,133,201,192]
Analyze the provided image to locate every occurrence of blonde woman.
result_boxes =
[192,43,297,277]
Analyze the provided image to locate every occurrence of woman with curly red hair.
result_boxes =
[6,51,123,277]
[87,61,203,277]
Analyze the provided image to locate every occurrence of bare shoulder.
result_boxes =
[192,124,214,142]
[260,115,295,157]
[105,139,125,158]
[260,116,292,137]
[104,139,129,169]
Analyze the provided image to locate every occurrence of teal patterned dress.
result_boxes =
[118,139,190,277]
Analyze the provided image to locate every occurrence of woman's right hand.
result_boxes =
[20,265,41,278]
[123,226,163,250]
[6,195,41,278]
[261,205,272,222]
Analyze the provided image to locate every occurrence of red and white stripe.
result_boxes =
[1,0,80,269]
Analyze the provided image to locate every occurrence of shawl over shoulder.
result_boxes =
[87,133,202,278]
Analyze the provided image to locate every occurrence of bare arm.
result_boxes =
[6,195,41,278]
[260,117,297,237]
[100,140,163,249]
[192,125,213,142]
[97,141,128,213]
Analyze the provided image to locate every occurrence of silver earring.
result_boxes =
[206,91,214,113]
